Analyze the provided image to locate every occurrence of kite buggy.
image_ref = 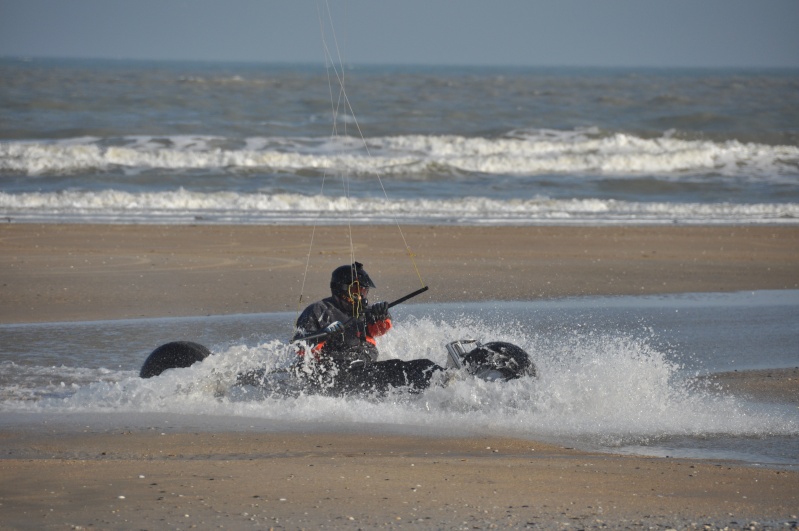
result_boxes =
[140,263,537,397]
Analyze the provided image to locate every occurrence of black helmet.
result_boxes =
[330,262,376,298]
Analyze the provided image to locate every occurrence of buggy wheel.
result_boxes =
[140,341,210,378]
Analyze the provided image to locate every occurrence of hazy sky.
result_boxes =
[1,0,797,68]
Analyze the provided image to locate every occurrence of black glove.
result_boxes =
[323,321,344,335]
[367,301,390,323]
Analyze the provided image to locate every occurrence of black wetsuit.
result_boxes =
[293,295,443,395]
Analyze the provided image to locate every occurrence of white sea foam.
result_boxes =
[1,188,797,225]
[2,316,796,449]
[2,131,797,223]
[2,132,798,178]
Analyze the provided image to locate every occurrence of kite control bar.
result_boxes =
[293,285,429,344]
[387,285,429,309]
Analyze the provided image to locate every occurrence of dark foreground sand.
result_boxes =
[1,224,798,529]
[1,429,797,530]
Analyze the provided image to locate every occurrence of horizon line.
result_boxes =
[3,55,799,72]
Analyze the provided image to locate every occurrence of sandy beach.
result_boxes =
[1,428,797,530]
[1,223,798,529]
[2,224,798,323]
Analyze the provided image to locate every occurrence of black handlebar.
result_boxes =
[293,285,429,344]
[387,285,429,309]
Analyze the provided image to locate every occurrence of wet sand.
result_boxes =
[705,367,799,405]
[1,223,798,529]
[0,429,797,530]
[2,224,797,323]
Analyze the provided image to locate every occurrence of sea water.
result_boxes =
[1,58,798,225]
[1,291,797,467]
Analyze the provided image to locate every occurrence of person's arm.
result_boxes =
[365,301,392,337]
[292,306,319,340]
[292,304,330,356]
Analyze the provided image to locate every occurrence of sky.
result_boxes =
[1,0,798,68]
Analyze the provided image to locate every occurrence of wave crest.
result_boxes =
[3,131,797,178]
[2,188,798,225]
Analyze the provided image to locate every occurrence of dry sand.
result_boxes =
[1,223,798,529]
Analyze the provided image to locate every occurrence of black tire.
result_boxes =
[140,341,211,378]
[462,341,537,380]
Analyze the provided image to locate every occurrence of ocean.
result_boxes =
[1,58,797,466]
[1,57,798,224]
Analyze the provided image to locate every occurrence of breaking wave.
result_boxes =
[2,188,797,225]
[2,130,798,179]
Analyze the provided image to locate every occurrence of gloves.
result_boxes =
[323,321,344,334]
[367,301,390,323]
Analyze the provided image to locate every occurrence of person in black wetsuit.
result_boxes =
[292,261,443,395]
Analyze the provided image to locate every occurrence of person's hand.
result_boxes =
[323,321,344,334]
[367,301,390,323]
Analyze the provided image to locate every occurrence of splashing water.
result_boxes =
[3,311,795,464]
